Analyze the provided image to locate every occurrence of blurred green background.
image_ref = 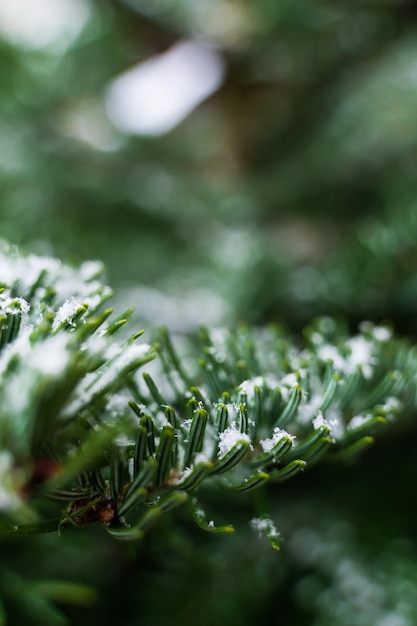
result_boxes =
[2,1,417,624]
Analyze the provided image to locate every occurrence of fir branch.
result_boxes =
[0,242,416,547]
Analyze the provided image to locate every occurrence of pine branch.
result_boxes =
[0,241,416,551]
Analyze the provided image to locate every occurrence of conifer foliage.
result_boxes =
[1,241,415,547]
[1,242,417,623]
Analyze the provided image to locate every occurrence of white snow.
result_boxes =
[0,296,30,315]
[313,409,344,439]
[52,298,82,331]
[0,243,112,315]
[176,466,193,484]
[260,427,295,453]
[217,423,252,457]
[313,412,332,431]
[318,336,376,379]
[250,516,280,540]
[238,376,264,398]
[238,375,281,400]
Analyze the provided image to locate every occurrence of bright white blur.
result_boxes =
[0,0,90,51]
[106,40,225,136]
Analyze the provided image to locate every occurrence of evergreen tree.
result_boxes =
[1,2,417,625]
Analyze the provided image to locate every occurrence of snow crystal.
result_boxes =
[177,466,193,483]
[238,375,281,400]
[219,403,240,423]
[313,412,330,430]
[250,516,280,540]
[52,298,82,331]
[0,248,61,296]
[0,296,30,315]
[217,424,252,457]
[260,427,295,453]
[313,410,344,439]
[238,376,265,399]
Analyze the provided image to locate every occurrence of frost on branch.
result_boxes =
[0,242,416,545]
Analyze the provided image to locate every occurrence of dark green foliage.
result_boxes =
[1,243,417,623]
[2,2,417,624]
[1,1,417,333]
[2,243,412,540]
